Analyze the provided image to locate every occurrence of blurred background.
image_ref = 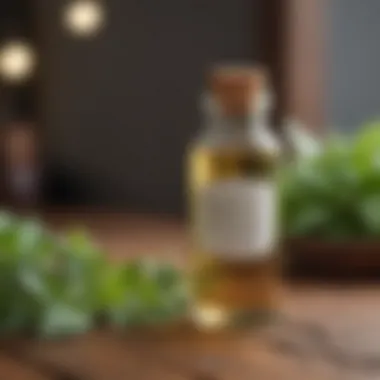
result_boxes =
[2,0,380,247]
[0,0,327,215]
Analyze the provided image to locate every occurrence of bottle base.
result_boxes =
[190,304,277,332]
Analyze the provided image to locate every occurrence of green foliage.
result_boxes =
[0,212,187,339]
[282,122,380,239]
[106,259,188,327]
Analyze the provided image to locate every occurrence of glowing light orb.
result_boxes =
[63,0,106,38]
[0,41,37,84]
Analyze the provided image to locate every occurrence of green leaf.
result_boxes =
[358,196,380,235]
[39,303,93,338]
[65,229,101,259]
[353,121,380,173]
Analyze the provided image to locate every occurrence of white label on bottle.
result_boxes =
[197,179,277,259]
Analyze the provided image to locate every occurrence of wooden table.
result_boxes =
[1,212,380,379]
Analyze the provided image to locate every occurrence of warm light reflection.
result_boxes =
[0,41,36,84]
[63,0,106,38]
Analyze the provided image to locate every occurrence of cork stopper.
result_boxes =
[207,64,268,116]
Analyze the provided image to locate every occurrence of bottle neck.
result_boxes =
[202,92,271,134]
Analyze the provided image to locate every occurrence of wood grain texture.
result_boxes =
[1,288,380,380]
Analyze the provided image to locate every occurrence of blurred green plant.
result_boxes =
[0,212,187,339]
[282,121,380,239]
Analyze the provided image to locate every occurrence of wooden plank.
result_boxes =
[283,0,326,129]
[114,289,380,380]
[23,332,190,380]
[116,330,340,380]
[0,353,50,380]
[7,288,380,380]
[13,323,380,380]
[45,212,187,265]
[119,330,244,380]
[287,240,380,280]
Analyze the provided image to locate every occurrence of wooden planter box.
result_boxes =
[286,239,380,281]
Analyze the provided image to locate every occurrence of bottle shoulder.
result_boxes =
[189,126,281,158]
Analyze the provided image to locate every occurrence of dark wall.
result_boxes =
[36,0,262,213]
[0,0,36,122]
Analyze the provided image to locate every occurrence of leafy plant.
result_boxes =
[282,121,380,239]
[0,212,187,339]
[285,118,322,159]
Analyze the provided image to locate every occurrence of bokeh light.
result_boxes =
[63,0,106,38]
[0,40,37,84]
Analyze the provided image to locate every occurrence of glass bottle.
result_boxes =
[187,64,281,330]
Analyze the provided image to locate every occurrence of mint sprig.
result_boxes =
[282,121,380,239]
[0,212,188,339]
